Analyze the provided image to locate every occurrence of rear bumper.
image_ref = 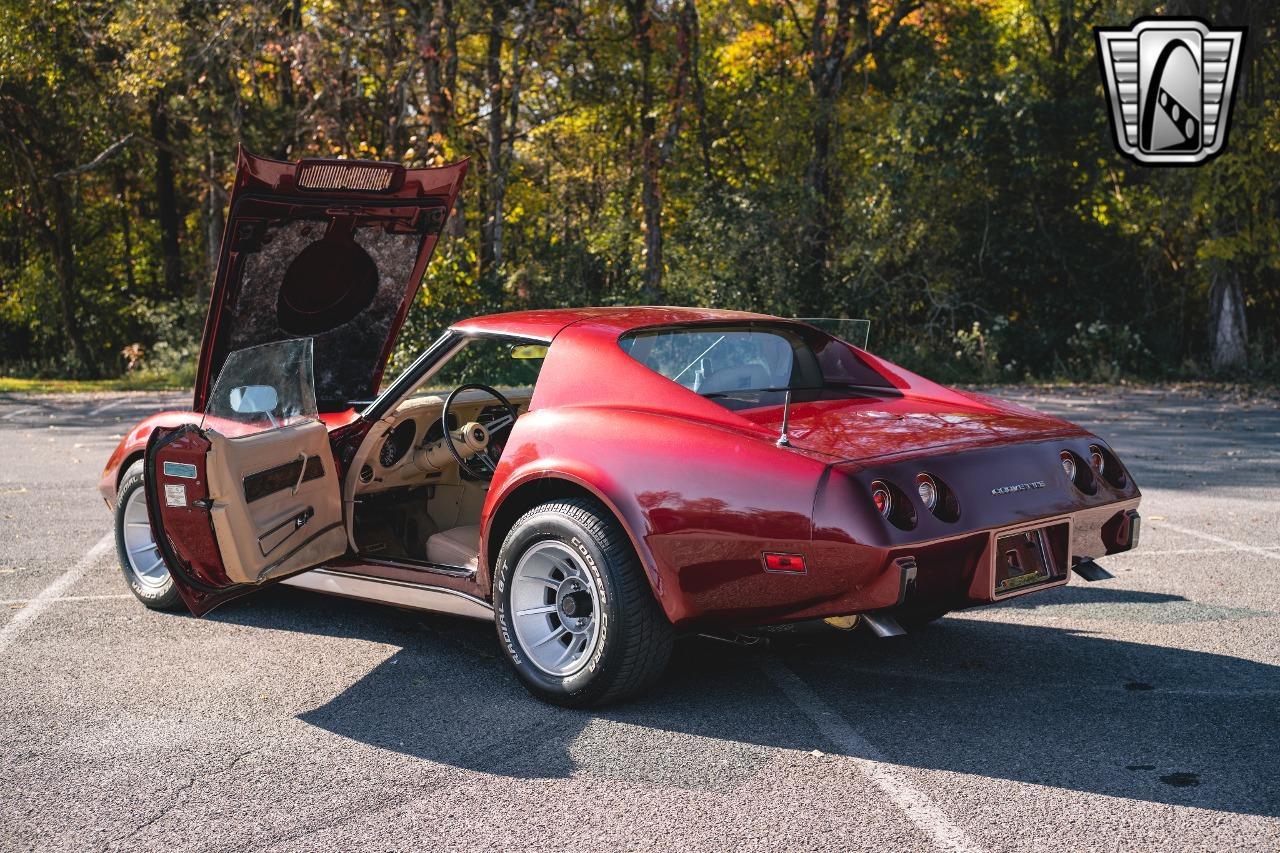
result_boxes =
[894,498,1141,613]
[677,498,1141,631]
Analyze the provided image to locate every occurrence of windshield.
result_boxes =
[407,336,546,399]
[202,338,318,436]
[618,323,892,410]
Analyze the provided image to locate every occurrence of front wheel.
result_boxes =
[493,498,674,707]
[115,465,184,611]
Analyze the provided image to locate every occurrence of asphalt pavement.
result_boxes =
[0,386,1277,851]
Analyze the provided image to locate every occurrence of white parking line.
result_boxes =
[1151,521,1280,562]
[1,407,34,420]
[811,659,1280,698]
[1,593,132,606]
[0,532,113,653]
[88,399,124,418]
[763,660,984,853]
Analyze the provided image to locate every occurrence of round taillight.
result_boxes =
[1060,451,1077,481]
[916,474,938,511]
[871,481,892,517]
[1088,445,1106,475]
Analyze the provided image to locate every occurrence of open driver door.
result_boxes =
[144,339,348,616]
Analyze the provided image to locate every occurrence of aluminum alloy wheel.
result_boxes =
[510,540,602,677]
[121,485,169,590]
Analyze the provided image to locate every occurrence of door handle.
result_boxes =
[257,507,314,557]
[290,453,309,495]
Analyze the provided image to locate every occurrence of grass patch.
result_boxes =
[0,367,191,394]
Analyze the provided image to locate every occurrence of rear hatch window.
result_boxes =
[618,323,894,411]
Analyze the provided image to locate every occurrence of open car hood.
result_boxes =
[194,147,467,412]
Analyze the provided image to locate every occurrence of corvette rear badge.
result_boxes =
[1095,18,1245,165]
[991,481,1046,497]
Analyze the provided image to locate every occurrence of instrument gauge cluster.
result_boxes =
[379,418,418,468]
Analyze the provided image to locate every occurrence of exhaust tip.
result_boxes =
[860,612,907,638]
[1071,559,1115,582]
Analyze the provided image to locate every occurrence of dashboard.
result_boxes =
[356,389,532,493]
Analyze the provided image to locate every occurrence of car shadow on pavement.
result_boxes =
[216,585,1280,817]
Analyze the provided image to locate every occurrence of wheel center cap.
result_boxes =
[556,580,594,625]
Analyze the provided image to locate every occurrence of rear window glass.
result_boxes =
[618,324,893,410]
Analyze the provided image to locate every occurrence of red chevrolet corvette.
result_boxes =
[101,149,1141,706]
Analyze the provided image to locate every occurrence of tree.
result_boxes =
[785,0,922,314]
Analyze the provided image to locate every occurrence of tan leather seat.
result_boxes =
[425,524,481,571]
[699,364,772,394]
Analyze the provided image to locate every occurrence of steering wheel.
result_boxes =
[441,383,519,480]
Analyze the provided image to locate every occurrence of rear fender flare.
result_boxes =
[483,463,676,621]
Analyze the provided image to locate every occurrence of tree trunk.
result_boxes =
[796,0,916,315]
[799,109,834,314]
[48,180,95,376]
[686,0,713,183]
[640,140,663,302]
[627,0,661,301]
[1209,268,1248,371]
[424,0,455,148]
[150,100,183,298]
[798,0,850,315]
[479,0,508,290]
[114,167,137,294]
[277,0,303,155]
[441,0,465,238]
[204,147,226,303]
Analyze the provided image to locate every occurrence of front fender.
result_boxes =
[99,410,203,509]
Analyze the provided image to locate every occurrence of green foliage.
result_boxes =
[2,0,1278,384]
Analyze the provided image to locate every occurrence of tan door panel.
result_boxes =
[205,419,347,584]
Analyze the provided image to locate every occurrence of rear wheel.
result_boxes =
[493,498,673,707]
[115,465,183,611]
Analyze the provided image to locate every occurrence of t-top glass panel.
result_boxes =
[619,322,892,411]
[794,318,871,349]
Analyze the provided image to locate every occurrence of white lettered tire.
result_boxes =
[494,498,674,707]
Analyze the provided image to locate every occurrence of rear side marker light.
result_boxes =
[763,552,807,573]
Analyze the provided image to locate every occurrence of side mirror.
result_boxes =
[229,385,278,415]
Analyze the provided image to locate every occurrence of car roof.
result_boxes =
[450,306,780,342]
